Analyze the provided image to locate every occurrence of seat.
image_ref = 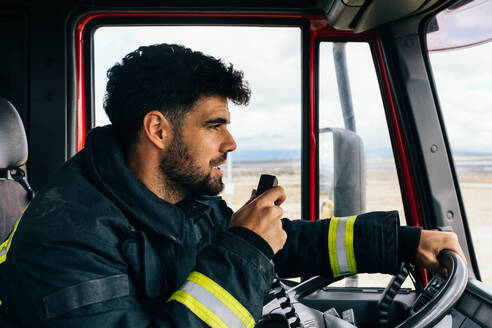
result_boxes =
[0,97,34,242]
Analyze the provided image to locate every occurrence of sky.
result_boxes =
[429,42,492,155]
[93,18,492,159]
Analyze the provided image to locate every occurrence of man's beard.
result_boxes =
[159,130,226,197]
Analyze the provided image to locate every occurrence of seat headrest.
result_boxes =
[0,98,28,170]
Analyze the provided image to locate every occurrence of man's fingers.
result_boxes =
[257,185,286,206]
[251,189,256,198]
[458,249,467,265]
[448,246,467,265]
[443,232,467,265]
[430,261,448,277]
[243,189,256,205]
[417,230,468,275]
[430,263,448,277]
[266,205,283,220]
[231,185,286,254]
[453,243,467,265]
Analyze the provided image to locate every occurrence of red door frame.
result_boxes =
[75,11,427,283]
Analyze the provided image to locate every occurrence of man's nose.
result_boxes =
[221,129,237,153]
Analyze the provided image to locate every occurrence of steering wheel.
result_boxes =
[260,250,468,328]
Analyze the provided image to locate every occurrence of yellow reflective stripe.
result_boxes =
[168,290,228,328]
[328,217,340,277]
[329,216,358,277]
[345,215,357,274]
[188,271,255,328]
[0,207,26,264]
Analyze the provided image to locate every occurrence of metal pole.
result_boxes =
[333,42,356,133]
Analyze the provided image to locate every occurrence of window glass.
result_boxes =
[94,26,302,218]
[427,38,492,284]
[318,42,411,288]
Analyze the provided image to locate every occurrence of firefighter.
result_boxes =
[0,44,464,327]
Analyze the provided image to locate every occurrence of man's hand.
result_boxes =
[416,230,467,276]
[229,186,287,254]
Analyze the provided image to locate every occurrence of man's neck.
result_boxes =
[154,174,189,204]
[126,154,188,205]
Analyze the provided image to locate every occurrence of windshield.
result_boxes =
[426,0,492,284]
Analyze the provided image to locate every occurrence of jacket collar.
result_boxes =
[176,194,228,220]
[83,126,186,244]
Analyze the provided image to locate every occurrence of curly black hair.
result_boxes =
[104,43,251,155]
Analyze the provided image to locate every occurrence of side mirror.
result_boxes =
[319,127,366,218]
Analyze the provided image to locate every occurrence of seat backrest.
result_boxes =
[0,97,33,242]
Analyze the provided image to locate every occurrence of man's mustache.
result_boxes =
[210,153,228,167]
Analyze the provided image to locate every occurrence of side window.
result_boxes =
[318,42,410,288]
[427,2,492,284]
[93,26,302,218]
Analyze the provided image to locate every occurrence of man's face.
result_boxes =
[159,96,237,196]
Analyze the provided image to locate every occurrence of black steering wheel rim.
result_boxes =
[395,250,468,328]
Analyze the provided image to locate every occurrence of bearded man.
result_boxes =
[0,44,464,327]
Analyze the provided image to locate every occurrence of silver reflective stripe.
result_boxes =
[335,217,350,275]
[180,279,246,328]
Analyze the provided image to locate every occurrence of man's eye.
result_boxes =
[210,124,221,130]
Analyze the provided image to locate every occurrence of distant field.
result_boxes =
[220,158,492,286]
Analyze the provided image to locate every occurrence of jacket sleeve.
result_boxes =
[273,211,401,279]
[164,231,274,328]
[4,207,273,327]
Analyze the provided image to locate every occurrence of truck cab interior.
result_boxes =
[1,0,491,327]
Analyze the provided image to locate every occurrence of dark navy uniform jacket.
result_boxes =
[0,126,418,327]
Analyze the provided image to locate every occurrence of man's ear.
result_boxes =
[142,110,172,150]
